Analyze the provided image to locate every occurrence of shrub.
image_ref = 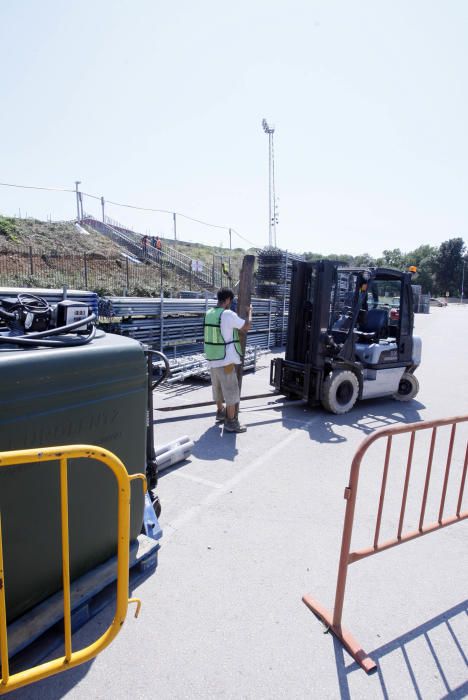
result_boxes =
[0,216,19,241]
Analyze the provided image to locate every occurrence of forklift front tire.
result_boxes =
[393,373,419,401]
[321,370,359,414]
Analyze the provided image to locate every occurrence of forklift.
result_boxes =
[270,260,422,414]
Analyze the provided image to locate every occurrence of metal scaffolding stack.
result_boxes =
[99,295,282,356]
[155,346,269,384]
[256,248,302,298]
[255,248,302,345]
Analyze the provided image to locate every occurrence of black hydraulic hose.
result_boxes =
[148,349,171,390]
[20,312,97,338]
[0,308,16,321]
[0,325,97,348]
[144,349,169,496]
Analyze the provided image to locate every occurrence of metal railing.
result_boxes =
[84,217,223,289]
[0,445,145,694]
[303,415,468,673]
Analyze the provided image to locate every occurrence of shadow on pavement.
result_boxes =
[5,606,111,700]
[274,398,426,444]
[156,380,209,400]
[7,660,94,700]
[190,424,239,463]
[332,600,468,700]
[7,560,159,699]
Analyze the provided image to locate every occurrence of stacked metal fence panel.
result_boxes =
[256,248,303,298]
[99,296,283,356]
[410,285,430,313]
[417,293,431,313]
[250,297,279,348]
[255,248,302,345]
[157,346,269,384]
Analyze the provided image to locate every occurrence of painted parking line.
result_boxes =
[163,415,319,541]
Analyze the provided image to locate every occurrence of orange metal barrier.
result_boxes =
[303,415,468,673]
[0,445,146,694]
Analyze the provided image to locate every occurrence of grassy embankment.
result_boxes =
[0,216,252,295]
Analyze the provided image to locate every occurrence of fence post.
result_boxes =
[281,250,289,344]
[79,192,84,222]
[29,246,33,276]
[83,253,88,289]
[267,298,272,347]
[160,294,164,352]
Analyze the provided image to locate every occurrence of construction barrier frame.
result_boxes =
[0,444,146,694]
[303,415,468,673]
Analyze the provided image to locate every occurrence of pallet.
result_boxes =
[6,533,161,673]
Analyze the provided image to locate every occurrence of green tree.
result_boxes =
[433,237,466,296]
[407,244,438,267]
[406,244,438,294]
[303,251,322,261]
[353,253,377,267]
[376,248,407,269]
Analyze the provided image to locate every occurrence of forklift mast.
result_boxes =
[285,260,339,368]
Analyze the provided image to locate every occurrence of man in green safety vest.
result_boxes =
[204,287,252,433]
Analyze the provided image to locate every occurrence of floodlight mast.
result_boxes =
[262,118,277,247]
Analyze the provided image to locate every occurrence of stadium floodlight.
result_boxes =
[261,119,277,246]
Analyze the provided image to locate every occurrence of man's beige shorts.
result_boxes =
[210,365,240,405]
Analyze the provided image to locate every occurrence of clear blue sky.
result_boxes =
[1,0,467,256]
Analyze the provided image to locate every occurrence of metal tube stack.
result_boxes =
[99,295,283,355]
[155,346,268,384]
[155,436,194,472]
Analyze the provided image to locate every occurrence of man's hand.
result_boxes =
[241,307,252,332]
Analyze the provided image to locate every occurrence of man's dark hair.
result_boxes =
[217,288,234,304]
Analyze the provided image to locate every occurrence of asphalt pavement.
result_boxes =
[11,305,468,699]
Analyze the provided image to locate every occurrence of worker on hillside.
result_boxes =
[204,288,251,433]
[222,261,231,282]
[141,235,148,258]
[155,236,162,261]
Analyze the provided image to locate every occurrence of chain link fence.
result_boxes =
[0,245,207,297]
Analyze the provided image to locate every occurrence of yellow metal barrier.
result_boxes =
[0,445,146,694]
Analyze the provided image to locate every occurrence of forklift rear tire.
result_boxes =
[321,370,359,414]
[393,373,419,401]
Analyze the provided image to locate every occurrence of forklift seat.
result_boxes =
[358,308,388,340]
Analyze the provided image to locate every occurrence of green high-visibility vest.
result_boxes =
[204,307,243,361]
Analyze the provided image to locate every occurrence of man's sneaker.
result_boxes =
[215,407,226,423]
[224,419,247,433]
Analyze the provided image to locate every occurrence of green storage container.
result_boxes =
[0,331,147,623]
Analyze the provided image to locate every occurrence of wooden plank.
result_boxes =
[235,255,256,414]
